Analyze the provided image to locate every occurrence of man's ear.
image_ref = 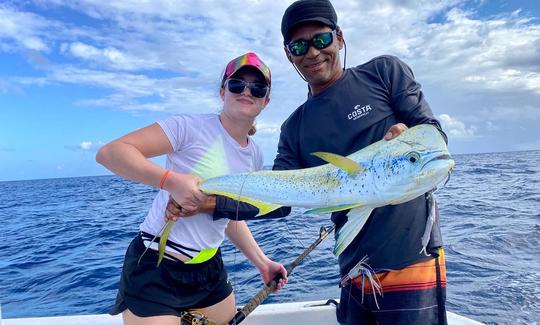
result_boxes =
[284,46,293,63]
[336,29,344,49]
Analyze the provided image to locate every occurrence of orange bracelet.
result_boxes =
[159,169,171,189]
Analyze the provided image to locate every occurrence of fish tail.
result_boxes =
[157,221,175,267]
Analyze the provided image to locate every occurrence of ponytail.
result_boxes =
[248,124,256,136]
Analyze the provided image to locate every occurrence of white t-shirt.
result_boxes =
[140,113,263,254]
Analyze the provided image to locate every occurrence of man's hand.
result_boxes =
[383,123,408,140]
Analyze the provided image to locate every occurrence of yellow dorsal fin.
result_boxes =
[311,152,364,176]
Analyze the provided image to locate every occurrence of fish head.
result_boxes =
[371,125,455,204]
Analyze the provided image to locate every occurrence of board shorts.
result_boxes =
[337,248,447,324]
[109,232,233,317]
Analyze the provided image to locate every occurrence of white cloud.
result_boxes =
[1,0,539,155]
[67,140,105,151]
[438,114,477,139]
[0,5,51,52]
[485,121,500,132]
[477,105,540,122]
[255,122,281,136]
[62,41,165,71]
[79,141,94,150]
[409,8,540,95]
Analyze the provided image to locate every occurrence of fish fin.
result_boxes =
[157,221,175,267]
[252,201,282,217]
[334,206,373,256]
[204,190,282,217]
[304,203,363,215]
[311,152,364,176]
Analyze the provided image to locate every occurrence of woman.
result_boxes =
[97,52,287,325]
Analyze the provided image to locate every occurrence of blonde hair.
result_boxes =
[248,124,256,136]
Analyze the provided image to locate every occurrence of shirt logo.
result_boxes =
[348,104,372,121]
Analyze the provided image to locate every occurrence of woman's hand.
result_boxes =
[162,173,208,216]
[258,259,288,292]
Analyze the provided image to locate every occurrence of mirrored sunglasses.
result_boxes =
[225,78,269,98]
[286,31,336,57]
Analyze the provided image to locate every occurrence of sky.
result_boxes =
[0,0,539,181]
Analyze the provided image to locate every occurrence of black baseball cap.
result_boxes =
[281,0,338,45]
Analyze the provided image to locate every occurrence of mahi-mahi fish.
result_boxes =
[199,124,454,256]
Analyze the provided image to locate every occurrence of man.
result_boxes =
[168,1,447,323]
[274,0,448,324]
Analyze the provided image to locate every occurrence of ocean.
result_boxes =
[0,150,539,324]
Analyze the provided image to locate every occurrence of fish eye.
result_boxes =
[406,152,421,163]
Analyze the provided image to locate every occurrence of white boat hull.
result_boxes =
[2,300,482,324]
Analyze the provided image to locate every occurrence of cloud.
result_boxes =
[477,105,540,122]
[60,41,165,71]
[438,114,477,140]
[4,1,535,109]
[1,0,539,156]
[407,8,540,95]
[0,5,51,52]
[65,141,104,151]
[255,122,281,136]
[80,141,97,150]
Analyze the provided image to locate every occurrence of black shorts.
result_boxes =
[109,233,233,317]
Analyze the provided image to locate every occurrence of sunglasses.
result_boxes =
[286,31,336,56]
[225,78,269,98]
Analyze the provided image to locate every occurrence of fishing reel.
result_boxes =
[180,310,216,325]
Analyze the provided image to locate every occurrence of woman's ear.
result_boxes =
[220,87,225,100]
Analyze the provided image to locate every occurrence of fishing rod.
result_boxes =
[228,224,336,325]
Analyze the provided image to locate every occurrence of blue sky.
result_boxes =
[1,0,539,181]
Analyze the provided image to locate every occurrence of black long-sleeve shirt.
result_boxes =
[214,55,446,275]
